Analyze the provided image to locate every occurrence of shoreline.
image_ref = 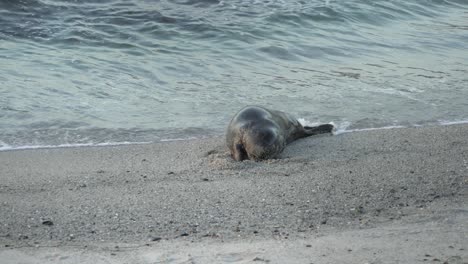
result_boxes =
[1,124,467,263]
[2,120,468,152]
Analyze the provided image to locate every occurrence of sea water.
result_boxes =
[1,0,467,150]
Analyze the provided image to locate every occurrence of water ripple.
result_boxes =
[0,0,467,147]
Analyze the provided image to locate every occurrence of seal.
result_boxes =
[226,106,333,161]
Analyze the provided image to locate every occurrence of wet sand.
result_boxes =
[0,124,467,263]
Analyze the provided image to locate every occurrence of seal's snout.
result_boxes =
[233,143,248,161]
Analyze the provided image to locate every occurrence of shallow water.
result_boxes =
[1,0,467,149]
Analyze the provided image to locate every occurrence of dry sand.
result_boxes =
[0,124,467,263]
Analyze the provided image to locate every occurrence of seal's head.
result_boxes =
[242,127,284,161]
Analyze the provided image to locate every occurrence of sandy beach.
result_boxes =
[0,124,467,263]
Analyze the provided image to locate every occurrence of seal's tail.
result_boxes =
[303,124,334,136]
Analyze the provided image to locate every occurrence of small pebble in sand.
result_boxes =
[41,220,53,226]
[253,257,270,262]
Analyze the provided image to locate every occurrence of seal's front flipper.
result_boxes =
[304,124,334,135]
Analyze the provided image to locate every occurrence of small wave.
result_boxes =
[160,137,201,142]
[438,119,468,126]
[298,118,468,136]
[334,125,407,135]
[0,135,218,151]
[0,141,151,152]
[335,119,468,134]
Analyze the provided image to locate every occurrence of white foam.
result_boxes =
[438,119,468,126]
[0,137,210,152]
[334,125,406,135]
[337,119,468,134]
[160,137,199,142]
[297,118,320,127]
[297,117,468,136]
[0,141,152,152]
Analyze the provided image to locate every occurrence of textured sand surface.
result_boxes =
[0,124,467,263]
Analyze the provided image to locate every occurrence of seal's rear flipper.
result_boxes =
[304,124,334,135]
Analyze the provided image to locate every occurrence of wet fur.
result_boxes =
[226,106,333,161]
